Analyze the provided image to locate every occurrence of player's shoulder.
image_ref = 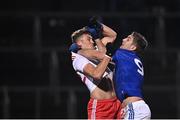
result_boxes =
[71,52,89,61]
[71,52,77,61]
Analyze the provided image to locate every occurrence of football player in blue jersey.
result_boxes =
[112,31,151,119]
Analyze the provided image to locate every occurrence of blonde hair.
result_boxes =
[71,27,90,43]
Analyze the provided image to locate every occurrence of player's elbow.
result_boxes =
[109,32,117,43]
[111,32,117,42]
[113,31,117,39]
[92,73,102,80]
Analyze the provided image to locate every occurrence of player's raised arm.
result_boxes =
[87,16,117,46]
[101,24,117,46]
[69,17,116,61]
[78,49,105,60]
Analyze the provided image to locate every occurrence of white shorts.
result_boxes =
[121,100,151,119]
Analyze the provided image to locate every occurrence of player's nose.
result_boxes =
[90,39,94,44]
[122,38,126,43]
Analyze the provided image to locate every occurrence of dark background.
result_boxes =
[0,0,180,119]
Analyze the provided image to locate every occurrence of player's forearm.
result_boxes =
[78,49,105,60]
[101,24,117,45]
[91,55,111,80]
[102,24,117,41]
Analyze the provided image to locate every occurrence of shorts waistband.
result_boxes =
[89,97,118,103]
[122,97,143,108]
[131,100,145,105]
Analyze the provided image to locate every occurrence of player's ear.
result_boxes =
[76,41,82,48]
[76,39,82,47]
[130,45,136,51]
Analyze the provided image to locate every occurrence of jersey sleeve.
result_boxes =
[72,52,91,73]
[112,52,117,62]
[112,49,125,62]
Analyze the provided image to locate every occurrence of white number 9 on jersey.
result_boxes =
[134,58,144,76]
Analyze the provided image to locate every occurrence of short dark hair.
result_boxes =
[71,28,90,43]
[132,32,148,53]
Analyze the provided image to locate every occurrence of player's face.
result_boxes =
[120,34,136,51]
[78,33,94,49]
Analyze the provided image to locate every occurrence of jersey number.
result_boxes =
[134,58,144,76]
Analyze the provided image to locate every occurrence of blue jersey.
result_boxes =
[112,48,144,102]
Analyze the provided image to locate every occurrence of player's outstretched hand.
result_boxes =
[88,16,103,32]
[85,26,102,40]
[84,16,103,40]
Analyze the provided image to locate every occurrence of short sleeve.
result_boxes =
[72,52,91,72]
[112,52,117,62]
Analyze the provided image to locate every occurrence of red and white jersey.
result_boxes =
[71,52,113,93]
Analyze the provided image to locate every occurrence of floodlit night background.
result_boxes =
[0,0,180,118]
